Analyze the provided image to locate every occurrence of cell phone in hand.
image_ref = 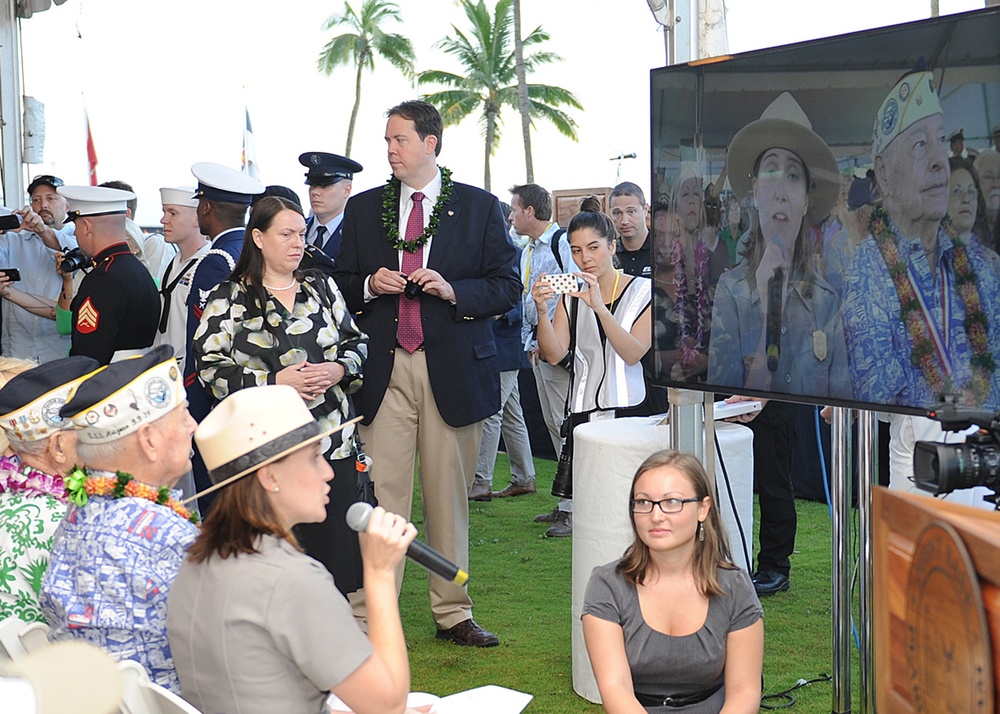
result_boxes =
[545,273,583,294]
[0,268,22,282]
[0,214,21,231]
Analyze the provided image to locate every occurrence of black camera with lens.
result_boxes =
[913,403,1000,509]
[60,247,90,273]
[403,277,422,300]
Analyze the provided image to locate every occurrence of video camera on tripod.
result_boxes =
[913,402,1000,509]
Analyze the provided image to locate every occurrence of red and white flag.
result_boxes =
[85,109,98,186]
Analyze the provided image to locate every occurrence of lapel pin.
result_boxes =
[448,210,454,216]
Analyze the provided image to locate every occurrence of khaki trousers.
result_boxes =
[358,349,482,629]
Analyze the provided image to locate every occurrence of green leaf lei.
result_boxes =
[382,166,454,253]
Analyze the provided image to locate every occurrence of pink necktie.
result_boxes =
[397,191,425,353]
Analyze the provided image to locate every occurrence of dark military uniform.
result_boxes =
[70,243,159,365]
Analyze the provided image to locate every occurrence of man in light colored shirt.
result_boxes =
[0,175,77,363]
[508,183,574,535]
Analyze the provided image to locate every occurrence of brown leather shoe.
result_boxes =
[492,481,537,498]
[468,481,492,502]
[435,619,499,647]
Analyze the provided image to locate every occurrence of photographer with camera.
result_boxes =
[533,202,653,537]
[0,175,80,363]
[58,185,160,365]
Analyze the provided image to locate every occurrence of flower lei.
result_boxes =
[869,207,994,404]
[382,166,454,253]
[671,235,710,364]
[64,466,200,524]
[0,454,67,503]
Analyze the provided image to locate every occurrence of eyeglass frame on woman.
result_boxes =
[631,497,703,514]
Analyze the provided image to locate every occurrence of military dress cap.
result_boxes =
[190,162,265,205]
[0,356,99,442]
[948,129,965,143]
[298,152,363,186]
[872,68,942,157]
[26,174,64,195]
[60,345,186,445]
[159,186,199,208]
[57,185,135,222]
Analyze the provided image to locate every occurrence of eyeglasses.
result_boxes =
[631,497,702,514]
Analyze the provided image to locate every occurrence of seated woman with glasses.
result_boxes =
[582,450,763,713]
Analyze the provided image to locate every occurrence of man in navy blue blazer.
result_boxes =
[334,100,519,647]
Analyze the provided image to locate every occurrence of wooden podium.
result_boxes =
[873,487,1000,712]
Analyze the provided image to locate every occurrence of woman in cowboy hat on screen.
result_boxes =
[708,91,851,400]
[166,385,417,714]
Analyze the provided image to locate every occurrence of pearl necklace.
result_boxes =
[262,278,297,291]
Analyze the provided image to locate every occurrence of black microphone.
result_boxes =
[346,502,469,586]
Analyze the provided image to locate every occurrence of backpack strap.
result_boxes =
[551,228,568,272]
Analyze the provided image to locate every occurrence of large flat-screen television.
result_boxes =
[649,7,1000,415]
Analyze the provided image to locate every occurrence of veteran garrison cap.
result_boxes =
[298,152,363,187]
[0,356,99,442]
[60,345,186,445]
[190,162,265,205]
[58,185,135,222]
[872,59,942,157]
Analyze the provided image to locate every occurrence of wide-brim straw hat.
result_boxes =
[188,384,358,503]
[727,91,840,226]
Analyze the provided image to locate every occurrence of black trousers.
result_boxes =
[748,400,797,576]
[294,455,364,596]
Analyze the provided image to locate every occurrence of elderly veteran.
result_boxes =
[0,356,97,626]
[842,64,1000,410]
[168,385,416,714]
[39,345,198,693]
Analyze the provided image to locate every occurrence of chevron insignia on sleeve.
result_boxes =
[77,297,99,334]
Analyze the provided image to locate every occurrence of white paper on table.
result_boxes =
[327,691,442,712]
[431,685,533,713]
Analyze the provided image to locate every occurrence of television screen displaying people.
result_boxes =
[649,7,1000,414]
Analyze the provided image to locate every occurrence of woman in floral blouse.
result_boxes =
[192,196,368,595]
[0,356,97,626]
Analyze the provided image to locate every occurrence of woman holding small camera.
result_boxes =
[192,195,369,595]
[532,204,653,522]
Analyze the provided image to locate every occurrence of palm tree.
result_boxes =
[317,0,416,155]
[418,0,581,192]
[512,0,533,183]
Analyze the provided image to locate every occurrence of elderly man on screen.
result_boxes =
[39,345,199,693]
[842,64,1000,411]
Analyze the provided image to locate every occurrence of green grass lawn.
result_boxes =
[398,454,860,712]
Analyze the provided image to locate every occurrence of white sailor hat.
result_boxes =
[60,345,186,445]
[58,185,135,222]
[190,162,265,205]
[159,186,199,208]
